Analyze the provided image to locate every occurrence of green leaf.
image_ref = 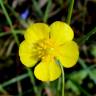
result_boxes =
[89,69,96,83]
[69,70,88,83]
[90,45,96,57]
[79,58,96,83]
[66,80,80,95]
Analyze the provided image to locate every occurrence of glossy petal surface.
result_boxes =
[24,23,50,44]
[57,41,79,68]
[19,41,38,67]
[50,21,74,45]
[34,56,61,81]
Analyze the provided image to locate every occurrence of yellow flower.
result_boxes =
[19,21,79,81]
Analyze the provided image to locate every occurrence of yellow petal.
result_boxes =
[34,56,61,81]
[24,23,50,44]
[19,40,38,67]
[50,21,74,45]
[57,41,79,68]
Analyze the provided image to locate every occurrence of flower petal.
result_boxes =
[50,21,74,45]
[57,41,79,68]
[19,40,38,67]
[24,23,50,44]
[34,56,61,81]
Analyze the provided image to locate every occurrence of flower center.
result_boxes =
[33,39,57,59]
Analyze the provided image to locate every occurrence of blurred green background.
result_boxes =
[0,0,96,96]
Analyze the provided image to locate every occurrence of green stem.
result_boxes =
[66,0,74,24]
[59,62,65,96]
[0,0,19,45]
[57,77,61,96]
[57,77,61,91]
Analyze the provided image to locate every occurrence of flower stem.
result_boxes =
[59,62,65,96]
[66,0,74,24]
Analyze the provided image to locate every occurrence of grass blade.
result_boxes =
[77,27,96,45]
[0,0,19,45]
[66,0,74,24]
[1,73,28,87]
[43,0,52,23]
